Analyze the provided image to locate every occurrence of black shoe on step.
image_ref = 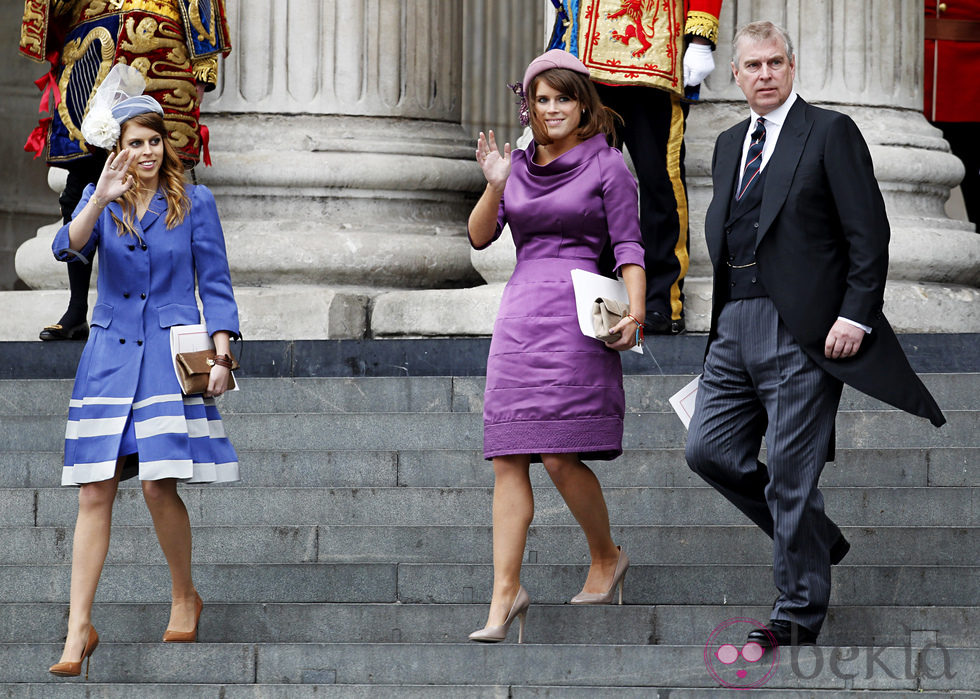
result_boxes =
[747,620,818,648]
[646,311,685,335]
[39,321,89,341]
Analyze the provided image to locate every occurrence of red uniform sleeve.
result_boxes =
[686,1,723,46]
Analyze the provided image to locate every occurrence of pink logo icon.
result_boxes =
[704,617,779,689]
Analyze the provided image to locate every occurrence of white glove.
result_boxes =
[683,43,715,87]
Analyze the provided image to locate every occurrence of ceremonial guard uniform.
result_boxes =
[925,0,980,225]
[20,0,231,166]
[550,0,722,333]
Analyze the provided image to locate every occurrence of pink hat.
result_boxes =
[522,49,590,91]
[509,50,591,126]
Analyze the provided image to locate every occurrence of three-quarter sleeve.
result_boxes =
[468,190,507,251]
[52,184,100,263]
[189,185,240,337]
[597,147,645,272]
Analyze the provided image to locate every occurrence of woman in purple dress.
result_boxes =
[467,50,646,643]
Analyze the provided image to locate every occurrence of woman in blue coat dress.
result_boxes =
[48,67,239,677]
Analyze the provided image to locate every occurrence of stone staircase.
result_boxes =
[0,369,977,696]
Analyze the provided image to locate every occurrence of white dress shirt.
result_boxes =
[737,91,797,185]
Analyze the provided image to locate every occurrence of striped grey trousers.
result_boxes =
[686,297,844,633]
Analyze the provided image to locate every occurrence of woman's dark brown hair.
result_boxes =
[112,111,189,236]
[527,68,619,146]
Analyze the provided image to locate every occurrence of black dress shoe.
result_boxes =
[830,534,851,565]
[39,321,89,341]
[747,620,818,648]
[646,311,685,335]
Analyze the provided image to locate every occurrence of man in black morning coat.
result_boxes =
[685,20,945,648]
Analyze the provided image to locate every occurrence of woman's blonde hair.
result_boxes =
[111,112,189,237]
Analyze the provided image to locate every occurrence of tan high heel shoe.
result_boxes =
[163,594,203,642]
[469,586,530,643]
[49,625,99,679]
[570,546,629,604]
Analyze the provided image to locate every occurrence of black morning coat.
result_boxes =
[703,96,946,429]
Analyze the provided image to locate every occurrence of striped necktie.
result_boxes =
[736,118,766,200]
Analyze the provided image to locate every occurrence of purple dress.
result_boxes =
[473,133,645,461]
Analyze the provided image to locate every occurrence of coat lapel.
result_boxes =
[705,122,746,266]
[105,199,123,225]
[756,98,811,248]
[138,189,166,231]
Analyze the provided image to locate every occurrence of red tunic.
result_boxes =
[924,0,980,122]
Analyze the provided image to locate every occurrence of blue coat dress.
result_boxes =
[53,183,240,486]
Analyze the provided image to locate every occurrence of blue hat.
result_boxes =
[81,65,164,149]
[112,94,164,125]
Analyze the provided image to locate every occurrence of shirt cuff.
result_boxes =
[838,316,872,334]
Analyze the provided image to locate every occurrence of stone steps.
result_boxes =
[1,372,974,693]
[1,643,975,691]
[6,409,976,452]
[0,687,969,699]
[4,485,977,526]
[2,373,978,412]
[3,563,978,607]
[2,446,976,488]
[5,603,978,647]
[2,525,976,565]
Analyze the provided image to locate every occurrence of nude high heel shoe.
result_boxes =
[163,594,203,642]
[570,546,629,605]
[468,586,530,643]
[49,625,99,679]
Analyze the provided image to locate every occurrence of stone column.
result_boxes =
[15,0,486,339]
[372,0,549,336]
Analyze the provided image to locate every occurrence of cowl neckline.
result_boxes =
[525,133,608,176]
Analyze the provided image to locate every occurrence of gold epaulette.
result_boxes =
[686,10,719,46]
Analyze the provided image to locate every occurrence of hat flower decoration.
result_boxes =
[81,64,164,150]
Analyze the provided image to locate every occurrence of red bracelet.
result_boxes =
[626,313,642,328]
[210,354,234,369]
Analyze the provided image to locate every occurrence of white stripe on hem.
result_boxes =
[69,396,132,408]
[206,419,227,439]
[66,416,129,439]
[139,459,194,480]
[63,460,239,485]
[61,460,117,485]
[133,393,183,410]
[134,415,190,438]
[186,460,240,483]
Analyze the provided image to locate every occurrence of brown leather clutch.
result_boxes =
[175,349,239,395]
